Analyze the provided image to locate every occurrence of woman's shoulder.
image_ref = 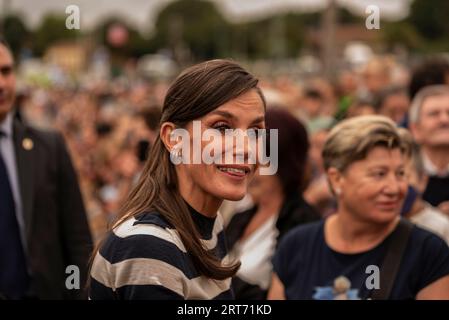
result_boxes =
[100,212,188,261]
[90,212,194,299]
[279,219,324,249]
[408,221,449,251]
[91,212,193,287]
[401,221,449,293]
[411,205,449,244]
[404,221,449,269]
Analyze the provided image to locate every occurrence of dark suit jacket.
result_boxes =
[12,115,92,299]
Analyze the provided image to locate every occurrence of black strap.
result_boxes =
[370,218,413,300]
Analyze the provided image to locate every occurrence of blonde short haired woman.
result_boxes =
[268,115,449,300]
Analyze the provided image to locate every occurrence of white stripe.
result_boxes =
[113,218,187,252]
[113,213,225,252]
[91,253,232,299]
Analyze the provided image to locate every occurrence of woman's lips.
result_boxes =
[216,165,251,181]
[375,201,400,210]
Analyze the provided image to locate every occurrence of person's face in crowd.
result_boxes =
[163,89,265,203]
[328,147,407,225]
[411,94,449,148]
[0,44,16,122]
[347,104,375,118]
[379,93,410,124]
[338,71,357,96]
[302,96,323,119]
[310,130,328,175]
[248,169,283,205]
[115,150,139,179]
[363,64,390,94]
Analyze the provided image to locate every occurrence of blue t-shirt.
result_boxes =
[272,219,449,300]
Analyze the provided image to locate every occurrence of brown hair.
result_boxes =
[265,107,310,195]
[95,59,265,281]
[322,115,403,173]
[398,127,425,180]
[0,35,10,49]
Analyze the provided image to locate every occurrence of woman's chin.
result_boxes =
[215,188,247,201]
[369,211,400,226]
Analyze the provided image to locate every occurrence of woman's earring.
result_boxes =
[170,147,182,164]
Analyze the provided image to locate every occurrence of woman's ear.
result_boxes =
[160,122,177,152]
[327,167,343,196]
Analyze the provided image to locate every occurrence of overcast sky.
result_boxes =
[2,0,412,32]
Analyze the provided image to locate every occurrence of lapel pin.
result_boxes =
[22,138,34,150]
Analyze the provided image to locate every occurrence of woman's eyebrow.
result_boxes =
[366,164,405,170]
[0,64,13,75]
[209,110,234,119]
[209,110,264,125]
[250,116,265,125]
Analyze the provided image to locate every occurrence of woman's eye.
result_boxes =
[212,123,231,133]
[249,127,266,139]
[247,128,260,138]
[397,170,406,179]
[427,111,439,118]
[372,171,386,178]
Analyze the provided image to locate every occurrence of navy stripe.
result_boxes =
[89,277,118,300]
[189,209,216,240]
[92,209,232,300]
[213,231,228,260]
[89,276,185,300]
[99,230,229,279]
[133,212,173,229]
[99,232,200,279]
[133,211,221,241]
[212,289,235,300]
[116,284,184,300]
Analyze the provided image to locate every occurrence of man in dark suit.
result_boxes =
[0,37,92,299]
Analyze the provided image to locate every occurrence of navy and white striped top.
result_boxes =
[89,204,234,300]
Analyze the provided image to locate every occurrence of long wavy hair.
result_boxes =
[94,59,266,281]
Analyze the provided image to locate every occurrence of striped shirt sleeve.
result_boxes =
[90,228,189,299]
[89,212,233,300]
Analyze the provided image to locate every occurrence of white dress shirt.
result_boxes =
[422,151,449,177]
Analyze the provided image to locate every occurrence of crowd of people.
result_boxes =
[2,32,449,299]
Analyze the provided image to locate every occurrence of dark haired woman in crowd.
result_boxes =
[268,115,449,300]
[89,59,267,299]
[226,108,320,299]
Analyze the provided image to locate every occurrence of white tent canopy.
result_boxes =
[3,0,412,32]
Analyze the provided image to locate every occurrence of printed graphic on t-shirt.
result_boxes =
[313,276,361,300]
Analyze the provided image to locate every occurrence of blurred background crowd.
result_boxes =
[2,0,449,243]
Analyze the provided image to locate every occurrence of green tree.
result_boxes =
[381,0,449,53]
[382,21,424,51]
[95,17,154,58]
[33,14,80,56]
[408,0,449,40]
[151,0,231,61]
[1,13,29,56]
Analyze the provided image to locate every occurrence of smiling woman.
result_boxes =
[89,59,266,300]
[268,115,449,300]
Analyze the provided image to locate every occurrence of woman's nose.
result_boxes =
[383,173,405,196]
